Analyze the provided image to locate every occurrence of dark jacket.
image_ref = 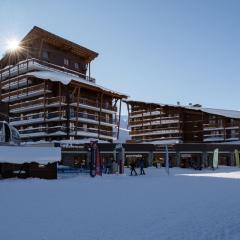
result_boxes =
[130,162,136,169]
[139,159,145,168]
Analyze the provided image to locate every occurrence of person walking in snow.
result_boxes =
[105,159,111,174]
[112,160,118,174]
[130,160,137,176]
[139,158,145,175]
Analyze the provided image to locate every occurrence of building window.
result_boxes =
[42,51,49,59]
[64,58,69,66]
[74,63,79,69]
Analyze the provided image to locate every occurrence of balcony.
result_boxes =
[70,97,117,114]
[129,111,161,118]
[70,112,117,126]
[9,96,66,113]
[130,128,180,137]
[1,78,31,90]
[10,111,67,126]
[129,119,180,127]
[19,126,67,139]
[69,127,116,140]
[1,83,51,102]
[0,58,95,83]
[203,123,240,131]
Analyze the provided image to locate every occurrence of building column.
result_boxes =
[147,151,154,167]
[202,151,208,168]
[230,152,235,166]
[176,152,181,167]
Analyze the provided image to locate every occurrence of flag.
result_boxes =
[165,145,169,175]
[213,148,219,170]
[234,149,240,167]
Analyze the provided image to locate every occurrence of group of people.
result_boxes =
[104,160,118,174]
[129,159,146,176]
[103,158,146,176]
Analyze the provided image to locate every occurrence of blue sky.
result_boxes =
[1,0,240,113]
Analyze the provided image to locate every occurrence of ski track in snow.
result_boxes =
[1,167,240,240]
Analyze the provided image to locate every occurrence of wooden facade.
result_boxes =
[126,100,240,143]
[0,102,8,121]
[0,26,127,142]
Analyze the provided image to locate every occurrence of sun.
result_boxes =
[6,39,20,52]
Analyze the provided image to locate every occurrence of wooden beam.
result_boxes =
[127,102,130,128]
[75,87,81,137]
[43,79,46,122]
[59,82,62,121]
[117,99,122,140]
[98,93,103,139]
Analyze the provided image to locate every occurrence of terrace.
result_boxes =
[0,58,95,83]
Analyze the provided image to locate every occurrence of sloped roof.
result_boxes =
[125,99,240,119]
[22,26,98,63]
[0,26,98,65]
[26,70,128,98]
[186,106,240,119]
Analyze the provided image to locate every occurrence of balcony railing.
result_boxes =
[203,124,240,130]
[19,126,67,135]
[9,96,66,112]
[0,58,95,83]
[10,111,66,123]
[1,78,30,90]
[2,83,45,98]
[130,127,181,135]
[71,97,117,112]
[70,127,116,137]
[70,112,117,125]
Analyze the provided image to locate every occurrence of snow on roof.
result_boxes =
[26,70,128,98]
[186,106,240,119]
[125,99,240,119]
[0,146,61,164]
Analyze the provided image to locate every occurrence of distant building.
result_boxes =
[0,26,127,142]
[125,100,240,143]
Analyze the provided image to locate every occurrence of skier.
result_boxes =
[139,158,145,175]
[130,160,137,176]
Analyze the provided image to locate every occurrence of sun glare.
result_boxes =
[6,39,20,52]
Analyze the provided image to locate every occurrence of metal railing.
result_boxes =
[70,112,117,125]
[1,83,46,99]
[10,111,66,122]
[19,126,67,135]
[70,127,116,137]
[71,97,117,112]
[9,96,66,110]
[0,58,95,83]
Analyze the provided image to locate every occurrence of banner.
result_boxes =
[234,149,240,167]
[213,148,219,170]
[165,145,169,175]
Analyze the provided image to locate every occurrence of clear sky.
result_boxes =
[1,0,240,114]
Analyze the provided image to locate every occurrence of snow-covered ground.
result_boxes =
[1,167,240,240]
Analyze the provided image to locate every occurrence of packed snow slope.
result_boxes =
[1,167,240,240]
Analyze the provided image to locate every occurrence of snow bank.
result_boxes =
[0,146,61,164]
[1,167,240,240]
